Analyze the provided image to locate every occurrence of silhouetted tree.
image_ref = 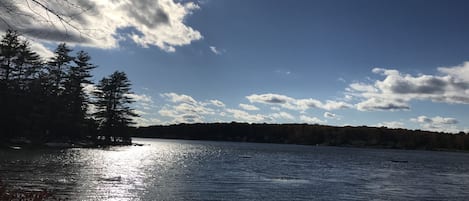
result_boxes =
[63,50,96,139]
[0,30,22,139]
[0,30,21,86]
[0,29,137,146]
[0,30,44,139]
[47,43,73,95]
[93,71,137,144]
[12,41,42,89]
[41,43,74,139]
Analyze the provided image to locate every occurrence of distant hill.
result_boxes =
[133,122,469,151]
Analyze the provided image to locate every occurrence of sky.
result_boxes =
[1,0,469,132]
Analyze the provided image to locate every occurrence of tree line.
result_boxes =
[0,30,137,146]
[134,123,469,151]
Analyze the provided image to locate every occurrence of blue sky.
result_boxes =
[2,0,469,132]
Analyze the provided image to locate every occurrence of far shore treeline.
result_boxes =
[133,123,469,151]
[0,30,137,147]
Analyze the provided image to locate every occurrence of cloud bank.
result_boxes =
[410,115,459,132]
[0,0,202,54]
[159,93,215,123]
[246,93,352,111]
[348,62,469,111]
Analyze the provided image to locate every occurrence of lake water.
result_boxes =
[1,138,469,200]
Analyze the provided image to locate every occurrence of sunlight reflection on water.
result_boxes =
[73,140,192,200]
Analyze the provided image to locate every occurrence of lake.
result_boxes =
[1,138,469,200]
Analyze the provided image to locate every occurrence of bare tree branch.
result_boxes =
[0,0,95,42]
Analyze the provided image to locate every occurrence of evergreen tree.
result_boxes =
[0,30,22,139]
[0,30,21,87]
[93,71,137,144]
[0,31,44,139]
[45,43,74,139]
[10,40,44,139]
[47,43,73,96]
[63,50,96,139]
[12,41,42,91]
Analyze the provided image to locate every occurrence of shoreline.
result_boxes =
[132,136,469,154]
[0,138,136,150]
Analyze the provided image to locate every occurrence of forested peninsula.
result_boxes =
[0,30,138,148]
[134,123,469,151]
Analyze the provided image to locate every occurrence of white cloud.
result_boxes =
[270,112,295,120]
[247,93,293,104]
[210,99,225,107]
[209,46,222,55]
[438,62,469,83]
[321,101,353,110]
[323,112,340,120]
[133,117,163,127]
[159,92,221,124]
[299,115,325,124]
[134,110,148,115]
[28,39,54,58]
[1,0,202,52]
[239,103,259,111]
[226,109,266,123]
[295,99,323,111]
[124,92,159,125]
[410,115,460,133]
[348,62,469,111]
[356,97,410,111]
[125,93,153,104]
[410,115,458,125]
[161,92,197,104]
[246,93,351,111]
[158,105,207,123]
[347,82,377,93]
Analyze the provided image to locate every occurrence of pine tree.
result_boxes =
[45,43,74,139]
[0,30,22,139]
[63,50,96,139]
[47,43,73,96]
[10,40,44,139]
[0,30,44,139]
[0,30,21,88]
[93,71,137,144]
[12,41,42,91]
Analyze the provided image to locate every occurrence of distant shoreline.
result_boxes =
[132,123,469,152]
[132,135,469,154]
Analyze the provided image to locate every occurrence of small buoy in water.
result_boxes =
[99,176,122,182]
[239,155,252,159]
[391,160,408,163]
